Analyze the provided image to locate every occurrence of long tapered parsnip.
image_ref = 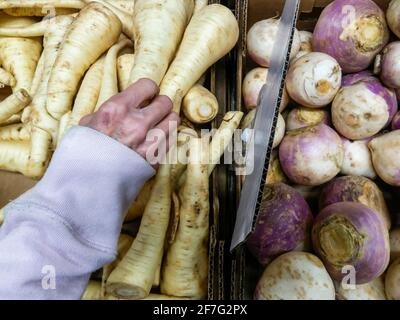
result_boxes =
[161,137,210,299]
[46,2,121,120]
[177,111,243,188]
[82,0,134,39]
[129,0,194,85]
[82,281,102,300]
[0,15,43,93]
[117,53,134,92]
[0,18,57,37]
[0,0,84,10]
[0,208,4,225]
[106,160,173,300]
[0,68,16,87]
[125,178,154,222]
[0,124,30,141]
[182,84,219,124]
[0,139,30,175]
[0,89,31,124]
[4,7,77,16]
[101,234,134,298]
[94,39,133,111]
[27,15,75,178]
[1,113,22,126]
[160,4,239,113]
[30,52,45,96]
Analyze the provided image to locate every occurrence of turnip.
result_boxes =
[279,124,344,186]
[46,2,122,120]
[247,18,301,67]
[374,42,400,89]
[340,137,376,179]
[390,228,400,262]
[0,124,30,141]
[161,138,210,299]
[387,0,400,39]
[392,111,400,130]
[254,252,335,300]
[286,106,330,131]
[242,67,289,112]
[319,175,391,230]
[336,277,386,300]
[286,52,342,108]
[117,53,134,92]
[385,258,400,300]
[129,0,194,86]
[312,202,390,284]
[182,84,219,124]
[332,73,397,140]
[246,183,313,266]
[160,4,239,113]
[368,130,400,186]
[313,0,389,73]
[266,150,287,185]
[294,30,313,60]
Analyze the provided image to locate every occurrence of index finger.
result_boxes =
[107,78,159,109]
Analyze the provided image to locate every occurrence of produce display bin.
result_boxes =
[229,0,400,300]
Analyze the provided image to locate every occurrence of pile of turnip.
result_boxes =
[243,0,400,300]
[0,0,241,300]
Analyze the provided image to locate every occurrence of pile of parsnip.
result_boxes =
[0,0,242,300]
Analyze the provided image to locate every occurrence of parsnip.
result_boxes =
[30,52,45,96]
[107,160,173,299]
[0,17,59,37]
[194,0,208,14]
[160,4,239,113]
[0,89,31,123]
[0,68,16,87]
[125,178,155,222]
[101,234,134,298]
[161,137,210,299]
[82,281,102,300]
[95,39,133,111]
[46,2,121,120]
[82,0,134,39]
[177,111,244,188]
[57,56,105,142]
[4,7,77,16]
[1,113,22,126]
[129,0,194,85]
[0,208,3,225]
[182,84,218,124]
[117,53,134,91]
[0,124,30,141]
[0,15,43,92]
[26,127,51,179]
[0,139,30,175]
[0,0,84,10]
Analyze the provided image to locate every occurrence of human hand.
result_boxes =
[80,79,180,166]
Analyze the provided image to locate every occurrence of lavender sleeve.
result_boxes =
[0,126,155,300]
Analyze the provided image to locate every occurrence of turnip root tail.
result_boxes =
[182,84,219,124]
[117,54,135,91]
[129,0,195,85]
[160,4,239,113]
[0,68,16,87]
[0,124,30,141]
[161,137,210,299]
[107,159,173,299]
[46,2,121,120]
[95,39,133,111]
[0,89,31,123]
[0,139,30,175]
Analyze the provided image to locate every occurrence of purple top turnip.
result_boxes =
[374,42,400,89]
[313,0,389,73]
[286,106,330,131]
[368,130,400,186]
[279,124,344,186]
[286,52,342,108]
[294,30,313,60]
[332,73,398,140]
[319,175,391,230]
[247,18,301,67]
[392,111,400,130]
[387,0,400,39]
[312,202,390,284]
[247,183,313,266]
